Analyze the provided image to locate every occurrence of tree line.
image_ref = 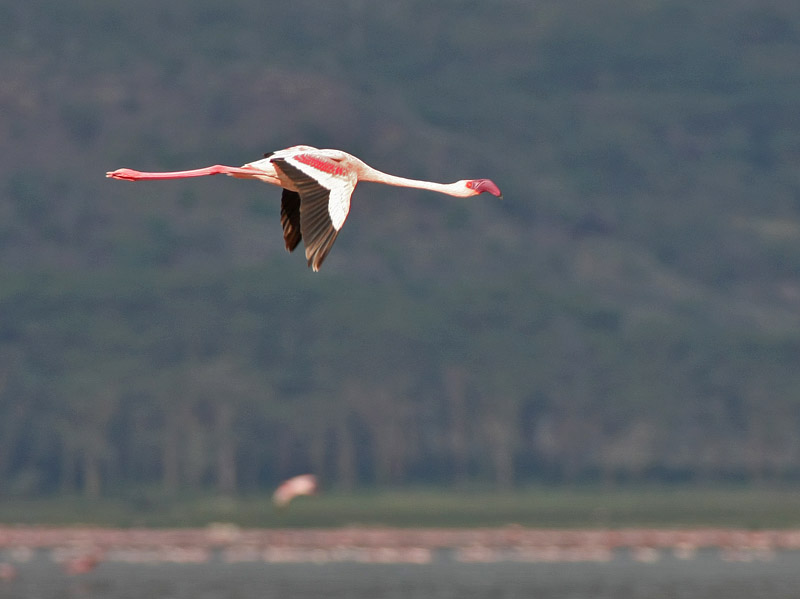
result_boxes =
[1,267,800,497]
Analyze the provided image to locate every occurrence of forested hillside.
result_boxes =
[2,0,800,497]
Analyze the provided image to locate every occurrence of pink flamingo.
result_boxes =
[0,562,16,582]
[62,553,101,575]
[273,474,318,508]
[107,145,502,271]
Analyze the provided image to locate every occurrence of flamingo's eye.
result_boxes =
[466,181,474,189]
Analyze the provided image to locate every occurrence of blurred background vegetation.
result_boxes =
[2,0,800,513]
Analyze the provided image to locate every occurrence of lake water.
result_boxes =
[1,550,798,599]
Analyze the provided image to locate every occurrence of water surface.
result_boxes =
[2,550,798,599]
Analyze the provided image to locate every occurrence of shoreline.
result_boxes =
[1,526,799,565]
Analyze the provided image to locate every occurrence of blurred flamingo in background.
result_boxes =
[61,552,101,575]
[0,562,16,582]
[273,474,318,508]
[107,145,502,271]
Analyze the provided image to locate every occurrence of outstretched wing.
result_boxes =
[271,155,356,271]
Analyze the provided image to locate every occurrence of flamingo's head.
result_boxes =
[465,179,503,198]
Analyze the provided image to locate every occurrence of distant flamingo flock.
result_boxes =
[1,526,799,577]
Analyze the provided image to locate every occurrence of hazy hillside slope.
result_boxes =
[1,0,800,495]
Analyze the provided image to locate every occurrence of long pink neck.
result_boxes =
[359,165,464,197]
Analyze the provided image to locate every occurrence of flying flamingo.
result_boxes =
[273,474,318,508]
[107,145,502,271]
